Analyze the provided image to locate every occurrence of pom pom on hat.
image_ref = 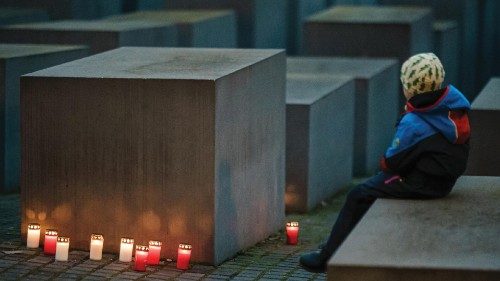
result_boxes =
[400,53,445,98]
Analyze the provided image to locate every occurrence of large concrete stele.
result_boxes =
[286,0,326,55]
[329,176,500,281]
[286,74,355,213]
[378,0,479,102]
[465,78,500,177]
[164,0,287,48]
[0,44,89,194]
[287,57,399,177]
[0,8,49,25]
[106,10,237,48]
[20,47,286,265]
[303,6,433,64]
[433,20,458,86]
[0,20,178,54]
[0,0,122,20]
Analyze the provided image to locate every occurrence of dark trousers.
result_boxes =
[322,171,455,258]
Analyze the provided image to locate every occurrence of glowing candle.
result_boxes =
[119,238,134,262]
[26,223,41,248]
[134,245,149,272]
[44,229,58,255]
[89,234,104,261]
[147,240,162,265]
[286,222,299,245]
[176,243,192,270]
[55,237,70,261]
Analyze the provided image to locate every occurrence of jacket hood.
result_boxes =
[406,85,471,143]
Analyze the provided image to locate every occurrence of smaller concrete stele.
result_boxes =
[122,0,165,12]
[21,47,286,265]
[303,5,433,64]
[465,78,500,177]
[0,20,178,54]
[106,10,237,48]
[329,176,500,281]
[433,20,458,86]
[0,0,122,20]
[165,0,288,48]
[0,43,89,193]
[286,74,355,213]
[287,57,399,177]
[286,0,326,55]
[0,8,49,25]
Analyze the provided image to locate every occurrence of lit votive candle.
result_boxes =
[119,238,134,262]
[134,245,149,272]
[176,243,192,270]
[44,229,58,255]
[286,222,299,245]
[148,240,162,266]
[55,237,70,261]
[27,223,41,248]
[90,234,104,261]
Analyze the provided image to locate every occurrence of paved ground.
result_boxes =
[0,183,355,281]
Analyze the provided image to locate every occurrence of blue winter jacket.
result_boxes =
[381,85,471,181]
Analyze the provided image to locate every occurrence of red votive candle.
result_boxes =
[147,240,162,265]
[286,222,299,245]
[134,245,149,272]
[176,243,192,270]
[44,229,58,255]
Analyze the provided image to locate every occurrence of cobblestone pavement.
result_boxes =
[0,184,355,281]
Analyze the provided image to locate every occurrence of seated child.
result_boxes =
[299,53,471,272]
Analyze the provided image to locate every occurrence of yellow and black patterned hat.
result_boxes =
[400,53,445,97]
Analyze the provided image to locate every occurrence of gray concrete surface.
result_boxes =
[0,8,49,25]
[286,74,355,213]
[286,0,327,55]
[20,47,286,265]
[328,176,500,281]
[303,6,433,65]
[0,44,89,194]
[465,78,500,177]
[165,0,288,48]
[287,57,399,177]
[0,20,178,54]
[107,10,237,48]
[433,20,459,87]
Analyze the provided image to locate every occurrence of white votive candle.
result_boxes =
[26,223,41,248]
[119,238,134,262]
[90,234,104,261]
[55,237,70,261]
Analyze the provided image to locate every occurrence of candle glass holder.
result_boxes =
[148,240,162,266]
[90,234,104,261]
[286,222,299,245]
[44,229,58,255]
[27,223,41,248]
[134,245,149,272]
[176,243,192,270]
[119,237,134,262]
[55,237,70,261]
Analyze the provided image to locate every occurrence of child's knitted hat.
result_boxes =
[400,53,445,97]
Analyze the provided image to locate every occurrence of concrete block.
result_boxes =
[286,0,327,55]
[478,0,500,90]
[327,0,378,5]
[378,0,479,101]
[0,0,122,20]
[165,0,287,48]
[106,10,237,48]
[286,74,355,213]
[0,20,178,54]
[0,44,89,193]
[465,78,500,177]
[0,8,49,25]
[433,21,458,86]
[20,47,286,265]
[328,176,500,281]
[287,57,399,176]
[303,5,433,65]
